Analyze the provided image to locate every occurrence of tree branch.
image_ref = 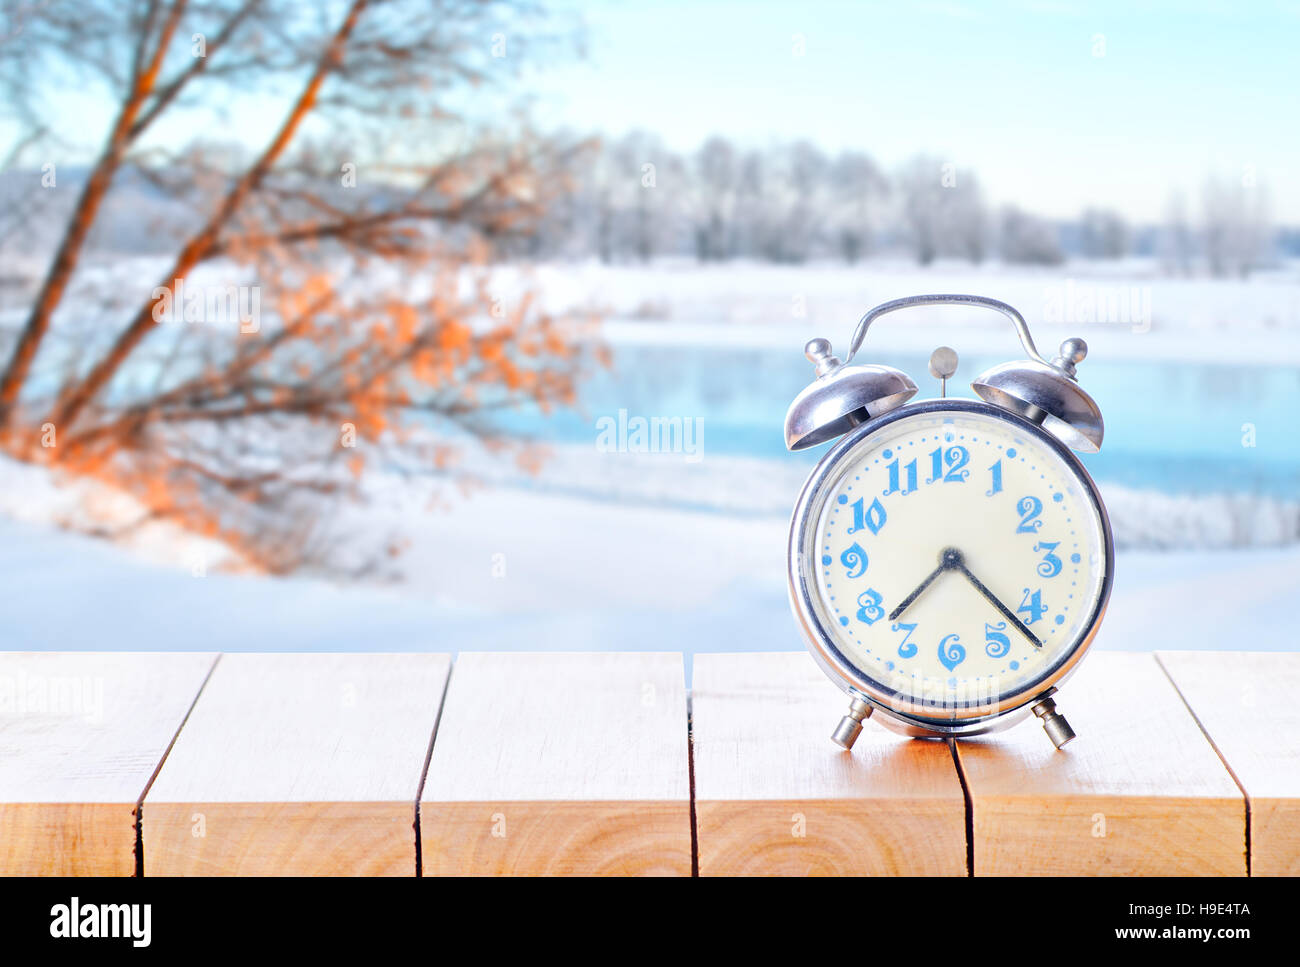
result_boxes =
[0,0,188,427]
[48,0,370,434]
[128,0,261,140]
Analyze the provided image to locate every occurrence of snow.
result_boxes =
[440,442,1300,549]
[0,457,241,573]
[2,483,1296,658]
[524,258,1300,365]
[9,255,1300,365]
[2,258,1297,657]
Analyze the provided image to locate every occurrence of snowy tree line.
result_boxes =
[518,132,1279,276]
[2,134,1279,280]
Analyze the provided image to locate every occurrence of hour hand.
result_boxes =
[887,547,962,622]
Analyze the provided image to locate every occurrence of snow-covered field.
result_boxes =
[2,484,1296,659]
[437,443,1300,549]
[2,258,1298,655]
[522,257,1300,363]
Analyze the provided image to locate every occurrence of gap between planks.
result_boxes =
[134,653,223,877]
[0,652,219,876]
[1155,651,1300,877]
[142,653,451,876]
[413,656,456,878]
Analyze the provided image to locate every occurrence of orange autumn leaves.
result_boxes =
[18,263,601,574]
[0,0,601,576]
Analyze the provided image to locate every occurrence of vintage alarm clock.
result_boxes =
[785,294,1114,751]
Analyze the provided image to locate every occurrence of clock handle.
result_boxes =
[845,293,1049,367]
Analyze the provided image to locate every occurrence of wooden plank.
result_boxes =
[692,651,967,876]
[1157,650,1300,877]
[955,651,1246,876]
[142,652,449,876]
[420,652,691,875]
[0,651,216,876]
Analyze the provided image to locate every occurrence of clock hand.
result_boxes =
[887,547,962,622]
[951,558,1043,649]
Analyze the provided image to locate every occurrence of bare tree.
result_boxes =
[897,156,987,266]
[947,171,989,265]
[1080,207,1129,259]
[999,205,1064,265]
[609,130,672,263]
[727,148,765,259]
[546,131,685,264]
[0,0,601,572]
[763,140,828,264]
[1202,174,1272,278]
[829,150,887,264]
[691,136,737,261]
[896,156,945,266]
[1160,190,1194,276]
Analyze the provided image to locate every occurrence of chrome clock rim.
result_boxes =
[787,397,1115,729]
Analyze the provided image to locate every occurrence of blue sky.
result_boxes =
[11,0,1298,222]
[533,0,1300,220]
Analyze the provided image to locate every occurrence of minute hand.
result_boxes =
[953,561,1043,649]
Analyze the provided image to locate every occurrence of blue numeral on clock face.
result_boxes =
[984,621,1011,658]
[892,621,918,658]
[937,633,966,671]
[1017,588,1047,625]
[1016,496,1043,533]
[847,497,887,536]
[1034,541,1062,578]
[840,542,868,579]
[927,446,970,484]
[987,459,1003,496]
[883,458,918,496]
[856,588,885,625]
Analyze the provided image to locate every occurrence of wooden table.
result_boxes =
[1,650,1294,876]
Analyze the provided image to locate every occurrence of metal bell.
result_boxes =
[784,338,917,450]
[971,338,1104,452]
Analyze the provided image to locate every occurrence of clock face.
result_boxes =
[798,403,1110,721]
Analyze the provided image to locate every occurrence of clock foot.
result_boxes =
[1032,697,1076,749]
[831,698,873,750]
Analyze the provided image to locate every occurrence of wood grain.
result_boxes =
[692,651,967,876]
[955,651,1246,876]
[420,652,691,875]
[0,651,216,876]
[142,652,449,876]
[1157,650,1300,876]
